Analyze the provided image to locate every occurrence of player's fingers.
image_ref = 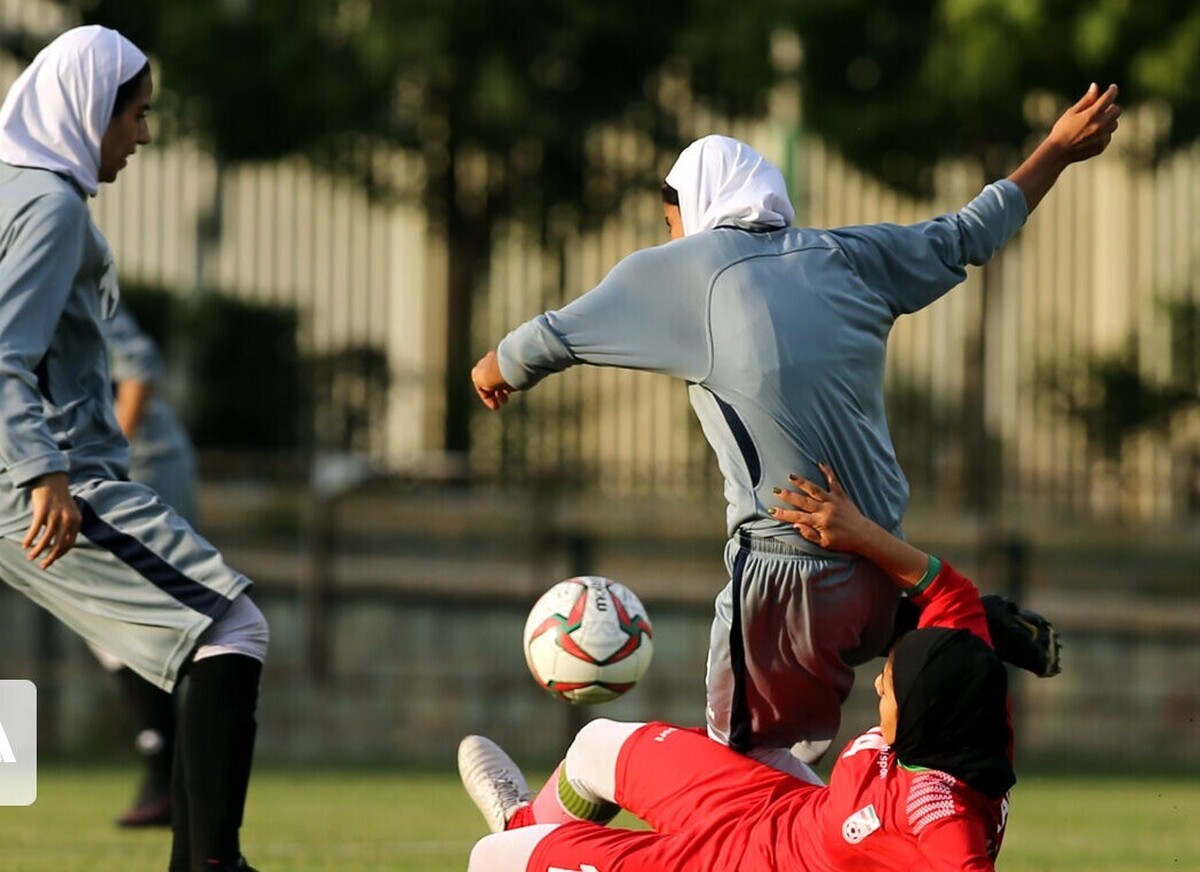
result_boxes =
[1091,83,1118,111]
[818,462,846,496]
[39,530,74,569]
[771,488,810,512]
[1089,103,1121,137]
[768,505,807,525]
[787,473,828,502]
[22,502,49,549]
[1084,92,1120,134]
[1070,82,1100,112]
[34,507,80,568]
[25,525,50,562]
[23,481,80,563]
[793,521,822,545]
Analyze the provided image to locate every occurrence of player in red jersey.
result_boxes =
[460,463,1014,871]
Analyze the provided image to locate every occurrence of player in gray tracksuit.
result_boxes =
[106,302,199,523]
[0,26,265,871]
[472,85,1120,777]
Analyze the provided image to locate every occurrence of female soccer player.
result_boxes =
[0,27,266,871]
[460,463,1014,871]
[471,85,1115,776]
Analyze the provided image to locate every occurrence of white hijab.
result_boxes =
[0,25,147,197]
[664,134,795,237]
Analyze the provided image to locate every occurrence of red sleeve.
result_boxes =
[908,561,993,648]
[915,815,996,872]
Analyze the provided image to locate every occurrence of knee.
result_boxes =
[467,834,510,872]
[241,598,270,657]
[195,594,270,663]
[466,836,490,872]
[577,717,618,739]
[565,718,645,789]
[570,718,618,755]
[468,826,556,872]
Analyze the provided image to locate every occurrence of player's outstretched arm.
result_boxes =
[1008,83,1121,213]
[771,463,929,590]
[471,349,515,410]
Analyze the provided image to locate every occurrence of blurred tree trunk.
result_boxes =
[439,158,493,461]
[962,260,999,517]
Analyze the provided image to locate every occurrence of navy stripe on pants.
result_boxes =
[727,533,753,752]
[77,498,232,619]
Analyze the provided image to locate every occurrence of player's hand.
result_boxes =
[770,463,873,553]
[24,472,81,569]
[1047,83,1121,164]
[471,350,515,410]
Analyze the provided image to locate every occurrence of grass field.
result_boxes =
[0,764,1197,870]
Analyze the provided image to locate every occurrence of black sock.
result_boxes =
[170,654,261,870]
[169,679,191,872]
[115,667,177,798]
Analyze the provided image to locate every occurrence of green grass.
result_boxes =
[1002,772,1200,871]
[0,765,1197,870]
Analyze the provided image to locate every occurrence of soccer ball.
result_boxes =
[523,576,654,704]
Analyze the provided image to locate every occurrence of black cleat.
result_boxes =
[981,594,1062,678]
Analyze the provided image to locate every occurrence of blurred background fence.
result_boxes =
[3,481,1199,771]
[1,0,1199,772]
[76,113,1200,521]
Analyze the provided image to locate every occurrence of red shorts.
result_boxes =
[527,722,820,872]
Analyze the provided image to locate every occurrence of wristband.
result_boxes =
[906,554,942,597]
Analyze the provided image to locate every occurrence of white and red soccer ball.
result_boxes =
[523,576,654,704]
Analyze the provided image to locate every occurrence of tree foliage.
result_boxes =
[1039,298,1200,462]
[19,1,1199,457]
[789,1,1200,194]
[59,0,791,452]
[66,0,785,222]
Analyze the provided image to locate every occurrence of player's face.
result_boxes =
[876,659,898,744]
[663,202,684,240]
[99,72,153,184]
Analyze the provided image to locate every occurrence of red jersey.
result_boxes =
[779,560,1010,870]
[777,725,1008,871]
[528,562,1011,872]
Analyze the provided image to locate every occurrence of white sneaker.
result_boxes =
[457,735,532,833]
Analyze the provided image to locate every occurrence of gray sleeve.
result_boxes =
[104,302,163,385]
[497,243,712,390]
[826,180,1029,315]
[0,193,87,485]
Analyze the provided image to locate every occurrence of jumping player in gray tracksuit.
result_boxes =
[0,26,265,871]
[472,84,1120,778]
